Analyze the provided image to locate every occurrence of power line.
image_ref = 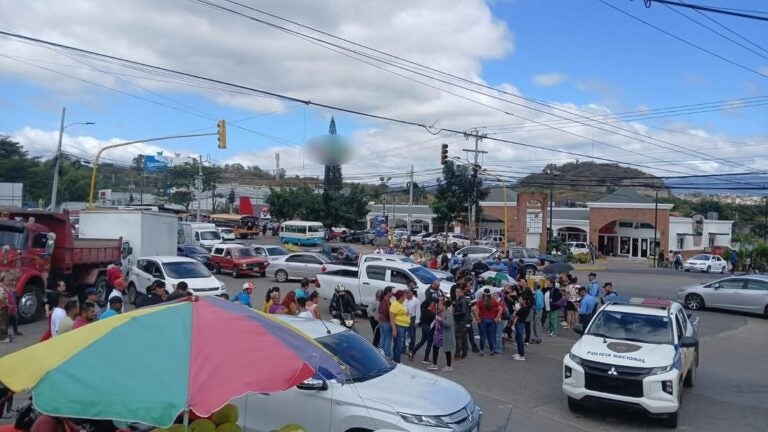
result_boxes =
[678,0,768,56]
[644,0,768,22]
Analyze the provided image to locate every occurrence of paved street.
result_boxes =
[2,243,767,431]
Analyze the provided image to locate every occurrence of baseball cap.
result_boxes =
[151,279,166,289]
[242,282,255,291]
[85,287,99,296]
[108,296,124,305]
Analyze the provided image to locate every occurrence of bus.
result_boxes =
[278,221,325,246]
[209,214,260,239]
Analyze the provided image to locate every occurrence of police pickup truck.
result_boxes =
[562,298,700,428]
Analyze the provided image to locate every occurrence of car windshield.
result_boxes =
[526,248,540,257]
[266,246,288,256]
[587,310,673,344]
[163,261,212,279]
[183,245,209,255]
[232,248,256,257]
[410,266,438,284]
[315,331,394,382]
[691,254,709,261]
[199,231,221,241]
[0,227,26,250]
[341,246,358,255]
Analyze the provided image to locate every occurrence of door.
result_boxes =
[284,254,311,279]
[709,278,747,308]
[674,309,695,372]
[389,269,414,292]
[132,259,152,294]
[303,254,326,277]
[240,382,334,431]
[640,239,648,258]
[362,265,388,300]
[743,279,768,313]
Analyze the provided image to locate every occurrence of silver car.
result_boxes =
[455,245,497,261]
[677,275,768,316]
[270,252,352,282]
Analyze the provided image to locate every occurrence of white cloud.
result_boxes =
[532,72,567,87]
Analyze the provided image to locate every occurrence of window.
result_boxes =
[366,266,386,281]
[253,247,265,256]
[286,254,308,263]
[638,223,655,229]
[747,280,768,291]
[32,233,49,249]
[390,270,412,285]
[675,310,688,337]
[212,247,224,256]
[510,250,523,258]
[717,279,746,290]
[136,259,147,272]
[163,261,211,279]
[618,221,634,228]
[674,314,685,341]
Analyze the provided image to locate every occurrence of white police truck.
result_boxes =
[562,298,700,428]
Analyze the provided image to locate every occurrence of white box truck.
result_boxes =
[179,222,222,251]
[78,209,179,270]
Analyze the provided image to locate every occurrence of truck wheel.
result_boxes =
[685,294,705,311]
[684,358,697,387]
[18,282,43,324]
[127,282,138,305]
[232,268,240,279]
[94,275,108,307]
[566,397,584,412]
[526,266,536,276]
[275,270,289,283]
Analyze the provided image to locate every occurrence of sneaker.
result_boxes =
[0,338,11,343]
[441,366,453,372]
[561,322,569,327]
[513,356,526,361]
[427,364,439,371]
[422,359,432,365]
[512,354,521,359]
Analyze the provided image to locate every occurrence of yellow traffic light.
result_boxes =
[217,119,227,149]
[440,143,448,165]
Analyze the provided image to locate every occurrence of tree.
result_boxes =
[430,161,488,230]
[323,117,343,192]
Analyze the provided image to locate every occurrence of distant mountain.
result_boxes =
[665,174,768,195]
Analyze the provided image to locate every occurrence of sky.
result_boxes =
[0,0,766,191]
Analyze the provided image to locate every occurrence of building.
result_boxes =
[365,187,733,258]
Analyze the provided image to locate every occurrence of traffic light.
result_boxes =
[440,143,448,165]
[217,119,227,149]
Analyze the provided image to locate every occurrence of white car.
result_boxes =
[455,245,497,261]
[126,256,226,303]
[217,227,236,241]
[683,254,727,273]
[566,241,590,255]
[477,235,504,247]
[428,233,471,248]
[562,298,700,428]
[232,316,482,431]
[250,244,290,263]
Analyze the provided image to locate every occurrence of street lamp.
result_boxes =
[481,169,508,254]
[50,106,94,210]
[379,176,391,218]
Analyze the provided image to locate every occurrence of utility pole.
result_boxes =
[50,107,66,211]
[763,195,767,243]
[196,155,203,222]
[653,189,659,268]
[549,183,554,250]
[407,165,414,234]
[463,130,487,242]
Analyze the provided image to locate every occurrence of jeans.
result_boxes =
[514,322,526,356]
[467,321,480,352]
[378,321,392,358]
[393,325,409,363]
[549,309,559,336]
[494,319,507,354]
[579,314,593,329]
[8,314,19,335]
[370,317,380,348]
[478,319,496,354]
[412,322,434,360]
[531,309,543,342]
[524,321,531,343]
[455,322,468,357]
[432,345,452,367]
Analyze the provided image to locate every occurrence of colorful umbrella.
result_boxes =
[0,296,347,428]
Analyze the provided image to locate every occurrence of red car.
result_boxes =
[210,244,268,278]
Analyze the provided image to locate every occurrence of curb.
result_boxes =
[571,265,607,271]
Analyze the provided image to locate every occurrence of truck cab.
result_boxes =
[562,298,700,428]
[179,222,222,251]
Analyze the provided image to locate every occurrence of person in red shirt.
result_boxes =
[72,302,97,330]
[472,287,502,356]
[428,256,438,270]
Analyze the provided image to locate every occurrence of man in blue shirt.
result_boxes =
[577,287,599,328]
[507,257,518,278]
[100,296,123,320]
[587,272,600,298]
[232,282,255,308]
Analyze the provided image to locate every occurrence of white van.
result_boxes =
[179,222,222,251]
[278,220,325,246]
[232,316,482,431]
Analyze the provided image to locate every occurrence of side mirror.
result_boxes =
[680,336,698,348]
[573,324,584,336]
[712,283,720,290]
[296,377,327,391]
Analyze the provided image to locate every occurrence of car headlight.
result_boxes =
[649,364,673,375]
[399,413,449,428]
[569,352,582,365]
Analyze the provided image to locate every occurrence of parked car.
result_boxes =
[357,253,453,281]
[127,256,226,303]
[428,233,471,248]
[683,253,728,273]
[231,316,482,431]
[677,275,768,315]
[566,241,590,255]
[507,247,559,275]
[315,244,360,264]
[209,244,269,278]
[217,227,236,241]
[270,252,353,282]
[477,235,504,247]
[455,245,497,261]
[410,231,433,242]
[250,244,289,263]
[176,244,212,268]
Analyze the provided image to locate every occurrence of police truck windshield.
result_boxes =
[587,310,673,345]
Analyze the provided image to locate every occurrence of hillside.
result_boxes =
[515,161,669,204]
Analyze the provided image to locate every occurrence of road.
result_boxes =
[2,240,767,431]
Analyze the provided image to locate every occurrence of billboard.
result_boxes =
[374,215,388,238]
[143,155,171,172]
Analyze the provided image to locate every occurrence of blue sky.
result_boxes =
[0,0,766,183]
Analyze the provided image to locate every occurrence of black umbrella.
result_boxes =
[542,262,574,275]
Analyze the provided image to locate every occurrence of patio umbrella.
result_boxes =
[479,271,512,285]
[0,296,347,428]
[541,262,574,275]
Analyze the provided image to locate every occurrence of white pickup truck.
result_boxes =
[562,298,700,428]
[315,260,454,307]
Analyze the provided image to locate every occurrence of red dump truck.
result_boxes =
[0,209,122,323]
